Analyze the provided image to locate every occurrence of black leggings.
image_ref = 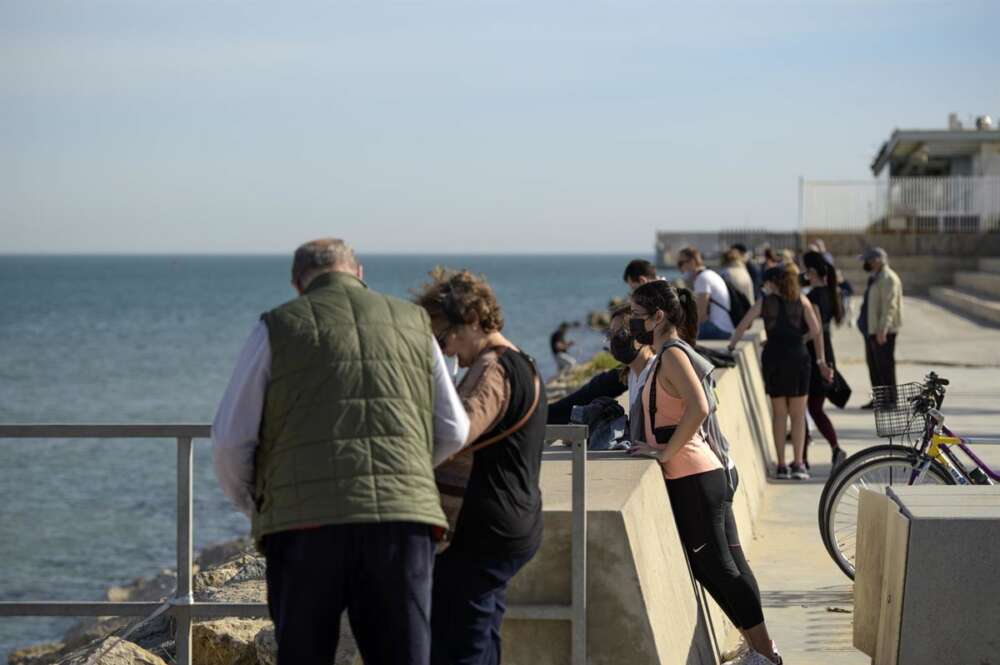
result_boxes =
[808,391,839,449]
[666,468,764,629]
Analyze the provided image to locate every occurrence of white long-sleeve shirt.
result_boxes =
[211,321,471,517]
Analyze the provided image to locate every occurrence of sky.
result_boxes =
[1,0,998,255]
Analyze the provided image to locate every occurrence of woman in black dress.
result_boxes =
[803,251,846,470]
[728,263,832,480]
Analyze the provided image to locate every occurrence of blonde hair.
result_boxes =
[775,263,801,302]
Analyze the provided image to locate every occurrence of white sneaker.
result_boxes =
[735,650,777,665]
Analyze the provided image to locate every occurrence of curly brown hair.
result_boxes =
[413,267,505,333]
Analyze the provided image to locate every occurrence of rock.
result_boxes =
[194,554,266,594]
[55,637,167,665]
[196,538,254,569]
[254,624,362,665]
[62,617,133,651]
[8,641,64,665]
[202,579,267,605]
[106,570,176,603]
[192,618,270,665]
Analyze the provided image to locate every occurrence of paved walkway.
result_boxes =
[744,297,1000,665]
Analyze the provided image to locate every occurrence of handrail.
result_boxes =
[0,423,587,665]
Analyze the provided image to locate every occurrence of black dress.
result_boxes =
[807,287,836,397]
[761,294,810,397]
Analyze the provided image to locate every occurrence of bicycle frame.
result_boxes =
[907,407,1000,485]
[933,427,1000,482]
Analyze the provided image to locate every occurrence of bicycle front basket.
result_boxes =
[872,382,925,438]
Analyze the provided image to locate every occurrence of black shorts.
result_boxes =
[762,347,810,398]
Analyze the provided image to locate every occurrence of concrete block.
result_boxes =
[855,486,1000,665]
[979,257,1000,274]
[954,270,1000,298]
[929,286,1000,326]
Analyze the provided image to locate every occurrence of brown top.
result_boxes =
[457,348,513,444]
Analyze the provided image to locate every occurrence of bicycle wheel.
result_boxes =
[817,444,912,556]
[822,452,953,579]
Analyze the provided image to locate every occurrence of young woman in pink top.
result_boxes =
[627,281,781,665]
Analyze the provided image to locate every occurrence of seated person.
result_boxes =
[548,305,656,424]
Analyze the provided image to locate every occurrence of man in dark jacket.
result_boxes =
[212,238,470,665]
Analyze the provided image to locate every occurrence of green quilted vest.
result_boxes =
[252,271,446,542]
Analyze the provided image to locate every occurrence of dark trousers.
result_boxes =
[431,544,538,665]
[867,333,897,389]
[666,468,764,629]
[263,522,435,665]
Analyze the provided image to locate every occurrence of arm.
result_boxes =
[212,321,270,518]
[876,275,901,344]
[547,369,627,424]
[430,341,472,466]
[802,295,834,381]
[459,356,510,446]
[695,293,710,325]
[630,348,709,463]
[727,297,763,351]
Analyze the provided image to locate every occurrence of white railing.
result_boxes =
[0,424,588,665]
[801,176,1000,233]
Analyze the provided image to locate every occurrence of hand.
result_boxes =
[628,441,667,462]
[820,363,835,384]
[726,342,736,353]
[876,330,888,346]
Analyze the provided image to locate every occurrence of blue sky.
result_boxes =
[2,0,997,254]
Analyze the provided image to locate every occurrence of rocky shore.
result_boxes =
[7,538,359,665]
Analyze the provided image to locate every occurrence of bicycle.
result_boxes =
[815,372,949,559]
[819,373,999,579]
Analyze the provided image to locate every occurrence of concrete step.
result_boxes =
[979,257,1000,274]
[955,271,1000,298]
[929,286,1000,327]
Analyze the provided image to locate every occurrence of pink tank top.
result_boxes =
[642,374,722,480]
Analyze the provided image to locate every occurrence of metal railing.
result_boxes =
[801,176,1000,233]
[0,424,588,665]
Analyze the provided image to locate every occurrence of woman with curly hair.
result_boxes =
[414,267,547,665]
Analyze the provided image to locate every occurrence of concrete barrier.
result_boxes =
[503,337,774,665]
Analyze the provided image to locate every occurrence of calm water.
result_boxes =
[0,253,646,656]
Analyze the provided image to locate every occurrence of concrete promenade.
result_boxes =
[746,297,1000,664]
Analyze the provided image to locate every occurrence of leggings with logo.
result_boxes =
[666,468,764,629]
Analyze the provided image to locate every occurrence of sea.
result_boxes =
[0,253,659,657]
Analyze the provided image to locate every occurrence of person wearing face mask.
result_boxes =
[626,281,781,665]
[727,264,833,481]
[414,267,547,665]
[802,251,847,470]
[211,239,470,665]
[547,305,657,424]
[857,247,903,409]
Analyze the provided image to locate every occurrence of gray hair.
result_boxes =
[291,238,358,286]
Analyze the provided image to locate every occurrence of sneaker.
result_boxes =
[734,649,777,665]
[771,641,783,665]
[775,465,791,480]
[791,463,810,480]
[831,447,847,470]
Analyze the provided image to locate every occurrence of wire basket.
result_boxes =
[872,382,927,438]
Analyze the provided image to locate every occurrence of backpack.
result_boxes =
[711,272,752,328]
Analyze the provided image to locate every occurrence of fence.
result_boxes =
[800,176,1000,233]
[0,423,588,665]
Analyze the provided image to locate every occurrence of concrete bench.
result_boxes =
[855,486,1000,665]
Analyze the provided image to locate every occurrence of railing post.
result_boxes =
[176,436,194,665]
[571,430,587,665]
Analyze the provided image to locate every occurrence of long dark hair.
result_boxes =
[630,280,698,346]
[803,251,844,324]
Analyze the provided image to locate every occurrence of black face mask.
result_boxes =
[863,260,873,273]
[629,317,654,346]
[608,331,639,365]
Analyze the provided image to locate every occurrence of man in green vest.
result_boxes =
[212,238,470,665]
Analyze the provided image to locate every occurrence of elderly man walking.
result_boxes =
[212,238,470,665]
[857,246,903,406]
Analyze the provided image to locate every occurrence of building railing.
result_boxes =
[0,424,588,665]
[801,175,1000,233]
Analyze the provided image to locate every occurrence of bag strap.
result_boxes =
[453,348,542,459]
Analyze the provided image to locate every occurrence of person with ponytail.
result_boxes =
[803,251,847,470]
[728,263,833,481]
[627,280,781,665]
